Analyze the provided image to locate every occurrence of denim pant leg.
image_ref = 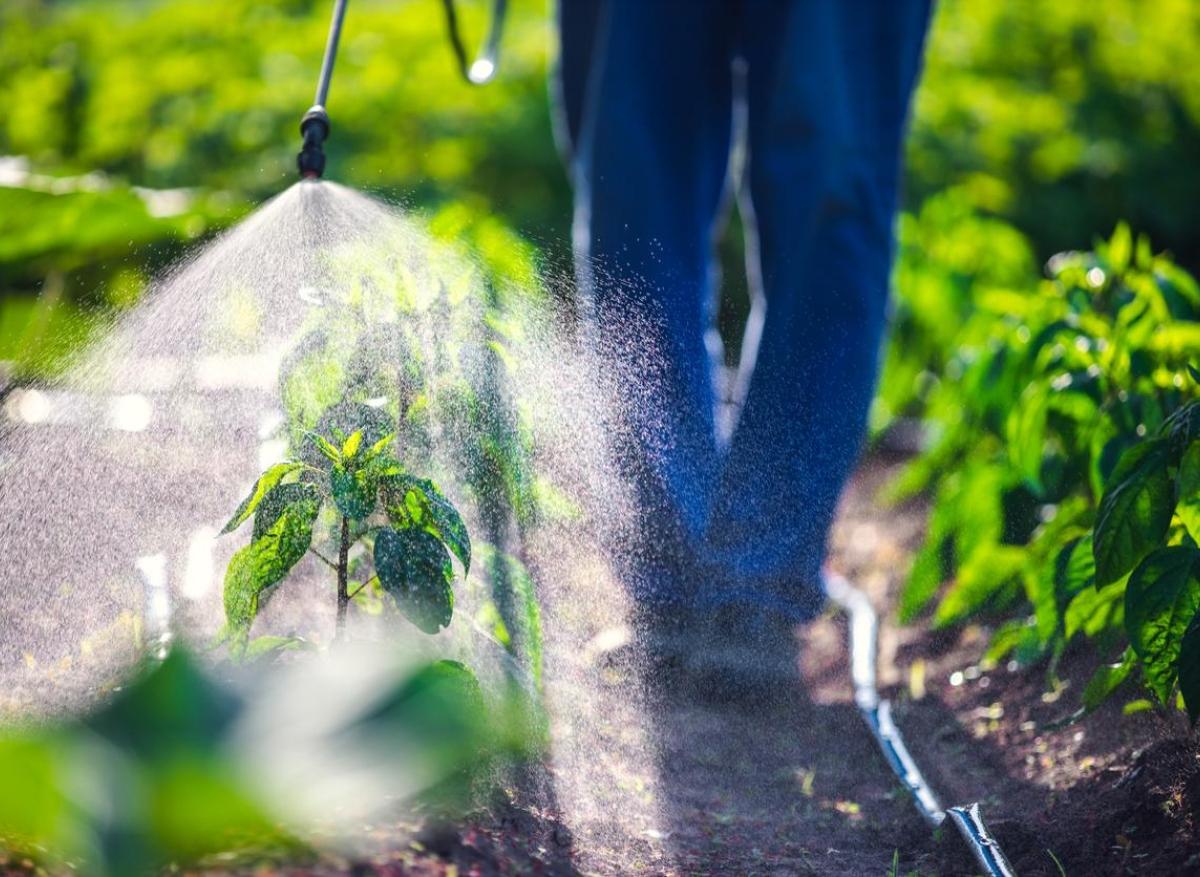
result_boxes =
[702,0,933,621]
[560,0,739,604]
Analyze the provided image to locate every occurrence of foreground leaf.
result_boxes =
[1054,534,1096,614]
[1124,546,1200,704]
[1081,647,1135,712]
[1093,439,1173,587]
[375,527,454,633]
[1176,442,1200,543]
[1177,611,1200,724]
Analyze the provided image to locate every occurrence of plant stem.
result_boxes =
[335,515,350,640]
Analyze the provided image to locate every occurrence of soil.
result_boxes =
[376,455,1200,877]
[5,456,1199,876]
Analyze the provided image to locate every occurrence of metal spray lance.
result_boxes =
[296,0,507,180]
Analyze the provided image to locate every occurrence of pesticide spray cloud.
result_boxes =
[0,179,690,868]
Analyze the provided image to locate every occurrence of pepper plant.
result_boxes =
[893,223,1200,722]
[219,405,470,654]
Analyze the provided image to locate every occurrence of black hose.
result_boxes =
[297,0,508,180]
[441,0,508,85]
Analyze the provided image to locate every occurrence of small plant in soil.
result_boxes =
[219,411,470,656]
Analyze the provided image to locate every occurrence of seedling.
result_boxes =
[219,404,470,655]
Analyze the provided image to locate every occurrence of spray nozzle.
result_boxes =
[298,105,330,180]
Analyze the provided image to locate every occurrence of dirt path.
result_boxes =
[305,459,956,877]
[370,455,1200,876]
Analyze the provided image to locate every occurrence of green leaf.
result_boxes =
[1006,384,1049,489]
[1107,221,1132,274]
[223,495,319,634]
[1093,439,1174,587]
[331,463,377,519]
[1064,580,1125,641]
[363,432,396,461]
[382,475,471,573]
[303,402,392,469]
[1188,364,1200,385]
[1081,647,1135,711]
[252,482,321,541]
[1177,610,1200,724]
[85,650,239,762]
[307,432,341,464]
[345,659,491,801]
[1054,534,1096,614]
[220,462,303,534]
[934,545,1025,629]
[899,535,946,622]
[147,759,290,862]
[1124,546,1200,704]
[1161,400,1200,460]
[1176,442,1200,543]
[341,429,363,459]
[375,527,454,634]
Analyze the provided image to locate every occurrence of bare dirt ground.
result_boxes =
[365,455,1200,877]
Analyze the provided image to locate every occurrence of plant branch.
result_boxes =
[347,576,377,601]
[308,546,339,570]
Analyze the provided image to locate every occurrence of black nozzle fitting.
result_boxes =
[297,105,330,179]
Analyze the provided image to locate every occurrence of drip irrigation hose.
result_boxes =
[823,572,1018,877]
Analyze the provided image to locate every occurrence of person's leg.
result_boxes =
[703,0,933,620]
[561,0,738,605]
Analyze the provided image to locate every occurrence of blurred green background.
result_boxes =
[2,0,1199,384]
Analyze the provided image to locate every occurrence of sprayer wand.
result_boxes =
[296,0,508,180]
[297,0,348,178]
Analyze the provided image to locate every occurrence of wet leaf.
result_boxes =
[308,432,341,465]
[303,402,391,469]
[375,527,454,633]
[383,474,471,573]
[223,495,319,634]
[221,462,304,534]
[252,482,320,541]
[341,429,363,459]
[331,463,376,520]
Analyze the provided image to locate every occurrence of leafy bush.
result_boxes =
[894,223,1200,720]
[910,0,1200,271]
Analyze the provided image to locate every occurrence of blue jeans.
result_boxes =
[558,0,931,622]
